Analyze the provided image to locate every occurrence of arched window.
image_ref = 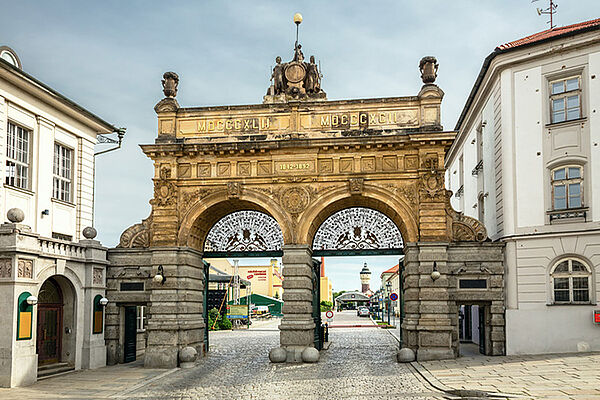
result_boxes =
[551,166,583,210]
[551,258,592,304]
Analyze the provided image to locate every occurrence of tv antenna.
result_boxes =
[533,0,558,29]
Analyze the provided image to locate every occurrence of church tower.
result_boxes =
[360,262,371,293]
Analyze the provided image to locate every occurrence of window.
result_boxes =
[550,76,581,123]
[136,306,147,331]
[551,166,582,210]
[5,122,31,189]
[551,258,592,304]
[53,143,72,202]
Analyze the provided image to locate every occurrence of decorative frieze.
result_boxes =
[18,259,33,278]
[0,258,11,278]
[93,268,103,285]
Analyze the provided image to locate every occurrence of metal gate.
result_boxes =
[312,258,324,350]
[123,306,137,363]
[203,260,210,353]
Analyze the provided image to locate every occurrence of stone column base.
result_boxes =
[144,345,179,368]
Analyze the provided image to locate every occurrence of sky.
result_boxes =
[1,1,597,291]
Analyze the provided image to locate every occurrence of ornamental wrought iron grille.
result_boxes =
[312,207,403,252]
[204,210,284,252]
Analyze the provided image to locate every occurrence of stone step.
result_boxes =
[38,363,74,379]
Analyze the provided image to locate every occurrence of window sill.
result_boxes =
[4,184,35,196]
[51,197,76,208]
[545,117,586,128]
[546,302,596,306]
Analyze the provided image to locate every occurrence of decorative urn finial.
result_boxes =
[161,72,179,98]
[419,56,438,84]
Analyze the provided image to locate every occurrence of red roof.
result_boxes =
[497,18,600,50]
[381,264,399,276]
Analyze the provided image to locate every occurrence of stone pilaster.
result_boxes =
[79,239,108,370]
[278,244,315,362]
[144,247,204,368]
[402,242,454,361]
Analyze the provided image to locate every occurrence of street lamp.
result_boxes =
[26,295,38,306]
[99,297,109,307]
[153,265,166,285]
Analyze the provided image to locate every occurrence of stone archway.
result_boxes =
[36,275,77,368]
[111,52,504,366]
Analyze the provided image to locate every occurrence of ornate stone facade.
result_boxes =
[111,50,503,367]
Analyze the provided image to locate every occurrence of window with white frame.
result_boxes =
[551,258,592,304]
[5,122,31,189]
[550,76,581,123]
[551,166,582,210]
[53,143,73,202]
[136,306,147,331]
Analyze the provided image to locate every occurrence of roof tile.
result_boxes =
[497,18,600,50]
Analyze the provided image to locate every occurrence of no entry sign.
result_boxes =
[390,293,398,301]
[325,310,334,319]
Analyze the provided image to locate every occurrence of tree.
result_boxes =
[320,300,333,312]
[332,290,346,300]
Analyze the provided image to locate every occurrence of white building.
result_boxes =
[445,19,600,355]
[0,46,119,387]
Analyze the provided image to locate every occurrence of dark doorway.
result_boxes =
[124,306,137,363]
[37,278,63,365]
[458,303,488,356]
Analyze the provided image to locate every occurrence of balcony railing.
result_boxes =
[547,207,588,221]
[39,237,86,259]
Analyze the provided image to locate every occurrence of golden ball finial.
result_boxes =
[293,13,303,25]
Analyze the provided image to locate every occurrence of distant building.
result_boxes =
[359,262,371,294]
[205,258,284,299]
[334,291,370,310]
[380,264,400,315]
[319,257,333,303]
[446,18,600,355]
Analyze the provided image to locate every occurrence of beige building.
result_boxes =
[0,46,119,387]
[206,258,283,299]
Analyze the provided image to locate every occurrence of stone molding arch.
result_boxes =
[36,264,83,296]
[177,188,293,249]
[298,184,419,247]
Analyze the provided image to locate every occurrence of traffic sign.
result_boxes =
[389,293,398,301]
[325,310,334,319]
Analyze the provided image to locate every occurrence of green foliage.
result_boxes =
[320,301,333,312]
[332,290,346,300]
[219,316,232,330]
[207,307,233,331]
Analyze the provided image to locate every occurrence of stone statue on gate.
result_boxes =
[264,44,326,103]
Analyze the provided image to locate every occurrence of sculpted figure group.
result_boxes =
[268,43,325,99]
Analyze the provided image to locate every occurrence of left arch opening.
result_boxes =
[203,210,284,257]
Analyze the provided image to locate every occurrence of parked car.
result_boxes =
[358,307,370,317]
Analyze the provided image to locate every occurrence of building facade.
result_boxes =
[446,19,600,355]
[0,46,118,387]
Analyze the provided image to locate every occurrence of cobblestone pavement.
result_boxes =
[419,351,600,399]
[0,360,175,400]
[128,328,443,400]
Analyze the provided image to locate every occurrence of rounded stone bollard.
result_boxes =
[7,208,25,223]
[179,346,197,369]
[301,347,319,363]
[397,347,416,363]
[82,226,98,239]
[269,347,287,363]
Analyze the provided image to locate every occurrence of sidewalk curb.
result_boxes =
[108,367,180,398]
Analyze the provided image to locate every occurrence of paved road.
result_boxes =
[324,309,376,327]
[128,327,441,400]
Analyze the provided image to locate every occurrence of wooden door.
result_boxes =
[123,306,137,363]
[37,305,62,365]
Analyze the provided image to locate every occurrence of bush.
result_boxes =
[320,301,333,312]
[219,316,232,330]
